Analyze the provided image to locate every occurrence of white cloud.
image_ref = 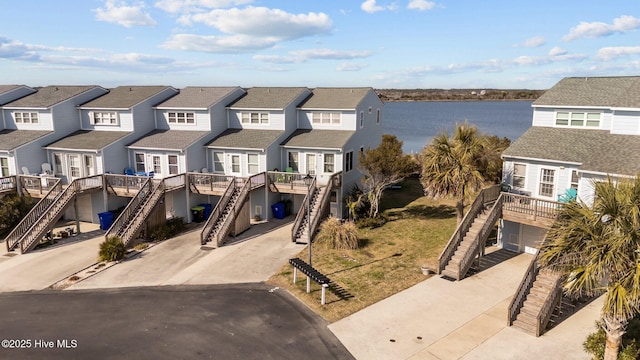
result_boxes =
[162,34,278,53]
[514,36,546,48]
[548,46,567,56]
[94,0,157,27]
[361,0,385,13]
[254,48,372,64]
[595,46,640,61]
[154,0,253,13]
[407,0,435,11]
[336,62,367,71]
[563,15,640,41]
[185,7,332,40]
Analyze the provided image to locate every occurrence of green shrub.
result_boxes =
[99,236,126,262]
[148,217,185,241]
[0,194,38,238]
[316,217,359,250]
[356,215,387,229]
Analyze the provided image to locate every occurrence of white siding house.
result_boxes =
[499,76,640,253]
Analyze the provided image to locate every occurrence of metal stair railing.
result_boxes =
[291,176,317,242]
[105,177,152,242]
[213,173,264,246]
[20,175,104,253]
[5,177,62,251]
[438,184,501,274]
[455,194,503,280]
[200,178,236,245]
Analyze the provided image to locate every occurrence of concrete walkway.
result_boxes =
[69,218,303,290]
[329,251,600,360]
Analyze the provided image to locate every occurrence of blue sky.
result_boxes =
[1,0,639,89]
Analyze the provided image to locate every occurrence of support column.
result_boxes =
[74,196,80,234]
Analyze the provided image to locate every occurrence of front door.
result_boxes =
[68,154,82,180]
[306,153,316,175]
[230,155,241,176]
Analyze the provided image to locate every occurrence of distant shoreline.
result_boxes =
[375,88,544,102]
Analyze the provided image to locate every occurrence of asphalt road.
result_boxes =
[0,283,354,360]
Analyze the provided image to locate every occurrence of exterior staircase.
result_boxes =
[200,173,265,247]
[292,186,324,243]
[105,174,186,247]
[508,253,563,336]
[5,175,103,253]
[438,184,503,280]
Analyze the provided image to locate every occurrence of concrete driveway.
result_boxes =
[0,223,104,293]
[329,250,600,360]
[69,218,303,290]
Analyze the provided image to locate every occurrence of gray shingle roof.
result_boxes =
[503,127,640,176]
[4,86,101,108]
[0,85,25,94]
[128,130,210,150]
[156,87,242,109]
[300,88,372,109]
[45,130,130,151]
[533,76,640,108]
[206,128,283,151]
[280,129,355,149]
[0,129,52,151]
[80,86,175,109]
[228,87,309,109]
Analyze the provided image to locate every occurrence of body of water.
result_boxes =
[383,101,534,153]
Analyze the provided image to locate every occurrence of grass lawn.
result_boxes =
[267,176,458,323]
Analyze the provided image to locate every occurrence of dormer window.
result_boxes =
[90,111,118,125]
[555,111,600,128]
[312,112,341,125]
[241,112,269,124]
[14,112,38,124]
[168,112,195,124]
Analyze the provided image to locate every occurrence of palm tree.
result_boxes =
[539,176,640,360]
[420,122,487,223]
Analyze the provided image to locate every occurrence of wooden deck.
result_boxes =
[267,171,312,194]
[501,193,560,229]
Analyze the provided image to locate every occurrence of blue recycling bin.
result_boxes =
[271,202,285,219]
[199,203,213,220]
[98,211,114,230]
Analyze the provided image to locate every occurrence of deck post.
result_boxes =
[74,197,80,234]
[293,267,297,283]
[306,277,310,293]
[321,284,328,305]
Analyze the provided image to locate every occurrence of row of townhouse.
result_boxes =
[0,85,383,229]
[436,75,640,336]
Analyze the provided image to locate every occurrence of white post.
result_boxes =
[306,276,310,293]
[293,267,297,283]
[321,284,328,305]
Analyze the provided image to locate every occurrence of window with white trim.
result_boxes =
[312,112,341,125]
[168,155,179,174]
[168,112,195,124]
[14,112,38,124]
[135,153,145,173]
[539,168,555,197]
[345,151,353,172]
[241,112,269,124]
[324,153,335,173]
[0,157,9,177]
[512,163,526,188]
[84,155,95,176]
[570,170,579,190]
[288,152,299,172]
[152,155,161,173]
[231,155,240,173]
[91,111,118,125]
[247,153,259,174]
[213,152,224,172]
[555,111,600,127]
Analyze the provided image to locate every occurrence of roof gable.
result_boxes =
[81,86,176,109]
[229,87,310,109]
[533,76,640,108]
[4,86,102,108]
[300,88,372,109]
[156,86,243,109]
